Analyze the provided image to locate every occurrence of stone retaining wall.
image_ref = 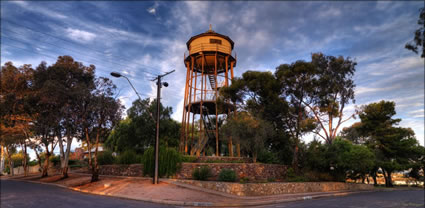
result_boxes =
[195,156,252,163]
[98,163,286,181]
[98,164,143,176]
[176,163,287,181]
[175,180,373,196]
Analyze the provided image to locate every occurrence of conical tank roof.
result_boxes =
[186,26,234,50]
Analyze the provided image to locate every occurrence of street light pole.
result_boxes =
[154,76,161,184]
[110,72,142,100]
[152,70,174,184]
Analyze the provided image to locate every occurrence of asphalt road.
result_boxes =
[0,179,174,208]
[1,179,424,208]
[261,189,425,208]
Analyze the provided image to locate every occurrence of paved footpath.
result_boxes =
[260,189,424,208]
[1,179,173,208]
[2,174,423,207]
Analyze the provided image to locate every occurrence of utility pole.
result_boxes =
[152,70,175,184]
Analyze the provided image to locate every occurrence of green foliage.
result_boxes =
[105,99,180,154]
[49,155,60,166]
[405,7,424,58]
[285,167,309,182]
[218,168,237,182]
[257,149,280,164]
[116,150,141,165]
[239,176,250,183]
[220,112,274,162]
[192,165,211,181]
[302,138,375,182]
[181,156,198,163]
[97,150,115,165]
[142,146,182,177]
[354,100,424,187]
[28,160,38,166]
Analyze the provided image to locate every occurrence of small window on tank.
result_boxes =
[210,39,222,44]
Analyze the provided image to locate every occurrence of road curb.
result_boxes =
[2,177,391,207]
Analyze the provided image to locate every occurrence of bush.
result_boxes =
[192,165,211,181]
[142,146,182,177]
[257,150,280,164]
[286,167,309,182]
[182,156,198,163]
[28,160,38,166]
[49,155,60,166]
[116,150,141,165]
[218,168,237,182]
[68,159,78,166]
[97,150,115,165]
[240,176,250,183]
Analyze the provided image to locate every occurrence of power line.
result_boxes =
[3,19,160,76]
[2,33,155,78]
[2,42,155,99]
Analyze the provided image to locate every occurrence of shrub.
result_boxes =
[286,167,309,182]
[240,176,250,183]
[142,146,182,177]
[218,168,237,182]
[182,156,198,163]
[28,160,38,166]
[97,150,115,165]
[49,155,60,166]
[257,150,280,164]
[192,165,211,181]
[267,177,276,182]
[116,150,141,164]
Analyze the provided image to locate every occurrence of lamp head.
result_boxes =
[110,72,122,78]
[162,82,169,87]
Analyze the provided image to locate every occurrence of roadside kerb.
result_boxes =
[1,177,393,207]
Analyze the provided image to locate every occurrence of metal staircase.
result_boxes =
[190,106,217,155]
[208,74,216,90]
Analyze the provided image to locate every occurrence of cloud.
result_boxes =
[317,7,341,18]
[10,1,68,19]
[65,28,96,42]
[148,7,156,15]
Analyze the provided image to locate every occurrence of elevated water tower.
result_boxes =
[180,26,236,156]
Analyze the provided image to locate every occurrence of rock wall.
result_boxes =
[98,163,286,181]
[175,180,373,196]
[98,164,143,177]
[195,157,252,163]
[176,163,287,181]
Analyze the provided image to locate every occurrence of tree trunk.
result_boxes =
[292,142,299,173]
[22,142,28,176]
[34,148,42,173]
[252,152,257,163]
[372,174,377,186]
[5,147,14,176]
[62,135,73,179]
[91,131,101,182]
[386,171,393,187]
[0,145,4,175]
[361,175,365,184]
[42,152,50,177]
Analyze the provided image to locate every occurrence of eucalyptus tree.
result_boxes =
[305,53,357,144]
[0,62,34,176]
[82,77,122,182]
[105,98,180,154]
[275,61,317,170]
[220,112,273,162]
